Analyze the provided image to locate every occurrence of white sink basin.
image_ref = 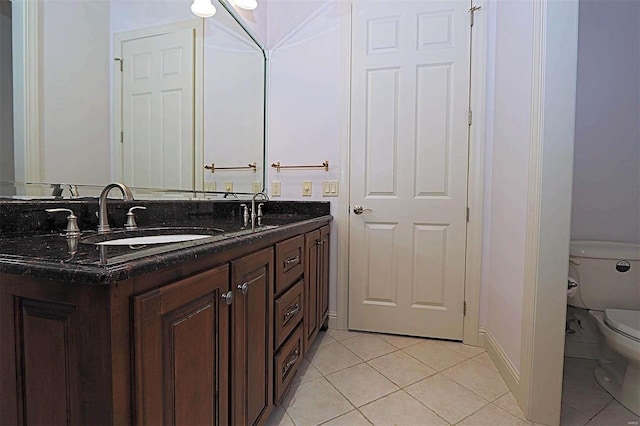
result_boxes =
[96,234,212,246]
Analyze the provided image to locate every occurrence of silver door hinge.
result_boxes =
[470,5,482,26]
[114,57,123,72]
[464,301,467,316]
[466,207,470,222]
[120,132,124,144]
[468,110,473,126]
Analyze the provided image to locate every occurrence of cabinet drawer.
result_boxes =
[275,235,304,295]
[274,325,303,403]
[274,280,303,349]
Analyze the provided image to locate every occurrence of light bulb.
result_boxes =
[232,0,257,10]
[191,0,216,17]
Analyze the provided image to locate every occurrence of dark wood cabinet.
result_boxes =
[319,225,330,326]
[133,264,230,425]
[0,220,330,425]
[304,226,331,352]
[0,276,113,425]
[230,247,274,426]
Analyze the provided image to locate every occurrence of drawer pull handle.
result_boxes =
[283,349,300,377]
[285,255,299,266]
[283,304,300,323]
[237,273,265,295]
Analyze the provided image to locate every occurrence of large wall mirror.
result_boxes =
[0,0,265,198]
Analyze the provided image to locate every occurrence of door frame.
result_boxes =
[11,0,42,189]
[112,19,204,190]
[334,0,489,347]
[519,0,579,424]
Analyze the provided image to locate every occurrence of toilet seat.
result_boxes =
[604,309,640,343]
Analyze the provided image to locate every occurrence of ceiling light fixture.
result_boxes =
[191,0,216,17]
[232,0,258,11]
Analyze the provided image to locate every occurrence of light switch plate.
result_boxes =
[271,181,281,197]
[204,181,216,192]
[224,181,233,192]
[322,181,339,197]
[252,181,262,193]
[302,181,312,197]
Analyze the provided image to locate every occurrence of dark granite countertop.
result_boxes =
[0,200,331,285]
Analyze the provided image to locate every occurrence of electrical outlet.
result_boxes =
[271,181,281,197]
[302,181,312,197]
[204,181,216,192]
[252,181,262,193]
[224,181,233,192]
[322,181,339,197]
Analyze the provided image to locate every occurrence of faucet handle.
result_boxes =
[125,206,146,230]
[46,208,81,237]
[257,203,264,218]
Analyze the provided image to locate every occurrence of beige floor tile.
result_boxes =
[265,405,294,426]
[378,333,425,349]
[326,329,362,341]
[494,392,527,421]
[292,358,322,385]
[587,400,640,425]
[321,410,372,426]
[340,334,397,361]
[403,340,467,371]
[359,390,448,426]
[562,375,612,418]
[311,331,337,348]
[325,363,399,407]
[307,341,362,375]
[472,352,498,372]
[283,377,353,426]
[437,340,486,358]
[560,403,590,426]
[368,350,436,387]
[458,403,529,426]
[442,358,509,401]
[405,374,488,424]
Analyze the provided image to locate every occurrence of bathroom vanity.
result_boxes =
[0,200,331,425]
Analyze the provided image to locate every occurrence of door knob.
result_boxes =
[353,205,372,215]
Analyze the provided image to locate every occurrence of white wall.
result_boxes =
[571,0,640,244]
[265,0,345,314]
[41,0,111,185]
[481,0,535,371]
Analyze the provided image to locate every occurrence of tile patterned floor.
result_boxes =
[266,330,640,425]
[266,330,528,426]
[560,357,640,425]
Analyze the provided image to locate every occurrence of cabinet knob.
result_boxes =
[236,273,264,296]
[221,291,233,305]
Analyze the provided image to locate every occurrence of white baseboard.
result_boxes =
[482,327,520,396]
[327,311,339,330]
[477,327,487,348]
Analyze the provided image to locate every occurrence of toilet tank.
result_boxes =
[568,241,640,311]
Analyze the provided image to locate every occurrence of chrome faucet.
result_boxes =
[251,191,269,224]
[98,182,134,233]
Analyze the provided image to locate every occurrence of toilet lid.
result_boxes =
[604,309,640,341]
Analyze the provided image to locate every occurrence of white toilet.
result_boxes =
[567,240,640,416]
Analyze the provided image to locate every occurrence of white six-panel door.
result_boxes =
[120,28,195,190]
[349,0,471,339]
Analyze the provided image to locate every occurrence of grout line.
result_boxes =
[401,388,453,425]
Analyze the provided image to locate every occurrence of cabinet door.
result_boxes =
[231,247,274,426]
[304,229,320,350]
[319,225,331,325]
[133,265,230,426]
